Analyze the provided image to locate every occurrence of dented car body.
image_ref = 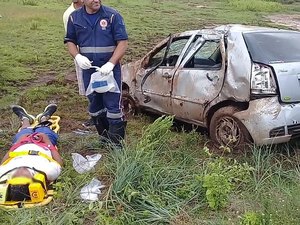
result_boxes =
[122,24,300,148]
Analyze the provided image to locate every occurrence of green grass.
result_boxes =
[228,0,284,12]
[1,0,300,224]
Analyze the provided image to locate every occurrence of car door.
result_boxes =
[135,35,193,115]
[171,34,226,125]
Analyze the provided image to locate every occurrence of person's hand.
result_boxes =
[75,54,92,70]
[97,62,115,75]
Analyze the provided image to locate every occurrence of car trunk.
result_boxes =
[270,62,300,103]
[243,31,300,103]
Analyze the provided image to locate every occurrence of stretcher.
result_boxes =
[0,116,60,208]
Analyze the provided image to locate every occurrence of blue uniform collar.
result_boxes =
[82,5,109,17]
[82,5,108,27]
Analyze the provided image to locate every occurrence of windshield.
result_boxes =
[243,31,300,64]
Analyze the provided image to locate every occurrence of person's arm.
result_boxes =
[109,40,128,65]
[64,15,92,70]
[1,151,11,164]
[67,42,80,58]
[64,14,79,58]
[51,150,63,167]
[111,12,128,64]
[97,12,128,75]
[68,41,92,69]
[35,133,63,166]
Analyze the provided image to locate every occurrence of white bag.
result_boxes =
[85,71,120,96]
[71,153,102,174]
[80,178,105,202]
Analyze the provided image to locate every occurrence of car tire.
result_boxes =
[121,93,137,120]
[209,106,251,150]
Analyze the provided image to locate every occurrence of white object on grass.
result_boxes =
[71,153,102,174]
[80,178,105,202]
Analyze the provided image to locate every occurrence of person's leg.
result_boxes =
[104,91,126,145]
[11,105,35,125]
[36,104,57,122]
[11,105,35,143]
[103,67,126,146]
[33,104,58,145]
[12,128,34,144]
[87,93,109,135]
[82,69,109,135]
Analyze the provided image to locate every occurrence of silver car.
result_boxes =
[121,24,300,149]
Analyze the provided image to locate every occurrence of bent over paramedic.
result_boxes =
[64,0,128,146]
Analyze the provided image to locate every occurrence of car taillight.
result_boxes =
[251,63,277,95]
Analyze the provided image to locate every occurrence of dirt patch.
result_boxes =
[21,68,78,91]
[64,68,77,83]
[267,14,300,30]
[19,71,58,91]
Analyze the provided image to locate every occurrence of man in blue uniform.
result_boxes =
[64,0,128,146]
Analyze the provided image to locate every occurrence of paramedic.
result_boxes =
[64,0,128,146]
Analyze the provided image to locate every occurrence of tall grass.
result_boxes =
[104,116,206,224]
[0,116,300,224]
[240,145,300,225]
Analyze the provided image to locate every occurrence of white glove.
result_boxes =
[75,54,92,70]
[97,62,115,75]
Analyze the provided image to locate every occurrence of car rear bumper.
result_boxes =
[234,97,300,145]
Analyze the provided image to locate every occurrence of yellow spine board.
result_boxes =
[18,116,60,134]
[0,190,54,208]
[0,116,60,208]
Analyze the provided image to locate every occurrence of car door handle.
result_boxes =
[206,73,213,81]
[162,73,172,79]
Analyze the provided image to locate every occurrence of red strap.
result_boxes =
[10,133,57,152]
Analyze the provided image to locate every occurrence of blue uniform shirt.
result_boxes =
[64,5,128,67]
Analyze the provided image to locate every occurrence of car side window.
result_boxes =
[147,37,190,68]
[184,41,222,69]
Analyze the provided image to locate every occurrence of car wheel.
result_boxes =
[122,93,137,120]
[209,106,251,150]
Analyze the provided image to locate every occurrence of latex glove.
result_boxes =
[97,62,115,75]
[75,54,92,70]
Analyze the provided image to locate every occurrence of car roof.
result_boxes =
[177,24,299,37]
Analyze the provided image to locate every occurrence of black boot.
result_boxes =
[92,115,109,136]
[107,120,127,147]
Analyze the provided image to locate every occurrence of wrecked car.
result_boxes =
[121,24,300,149]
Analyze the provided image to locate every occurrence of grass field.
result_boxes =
[1,0,300,224]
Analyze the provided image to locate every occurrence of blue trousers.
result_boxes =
[13,127,59,146]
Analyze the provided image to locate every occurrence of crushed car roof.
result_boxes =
[178,24,298,37]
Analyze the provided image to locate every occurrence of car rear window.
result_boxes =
[243,31,300,64]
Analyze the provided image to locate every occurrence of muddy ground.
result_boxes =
[267,14,300,30]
